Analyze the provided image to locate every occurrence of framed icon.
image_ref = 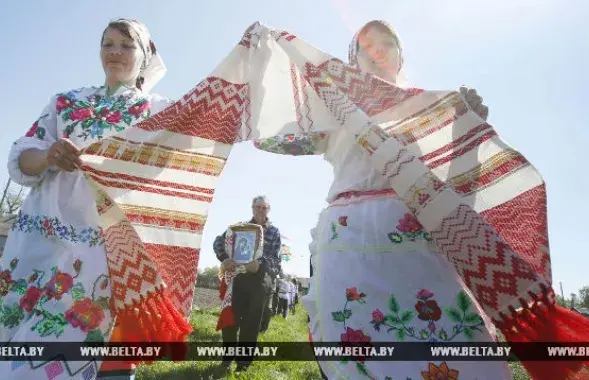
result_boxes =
[226,223,263,265]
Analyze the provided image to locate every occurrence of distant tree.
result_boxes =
[570,293,577,308]
[197,266,221,289]
[0,179,27,216]
[556,295,567,307]
[578,286,589,309]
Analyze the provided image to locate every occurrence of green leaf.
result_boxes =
[70,121,80,132]
[123,115,133,125]
[343,309,352,320]
[423,232,433,242]
[331,311,345,323]
[388,232,402,243]
[1,304,25,328]
[77,101,91,108]
[81,118,94,130]
[95,296,110,311]
[419,329,429,340]
[400,310,414,324]
[64,125,75,137]
[456,290,471,312]
[84,329,104,343]
[438,328,448,341]
[356,362,369,376]
[36,128,46,140]
[384,315,401,325]
[13,279,28,295]
[396,328,406,341]
[463,327,475,340]
[33,313,67,338]
[445,307,463,323]
[61,109,72,122]
[70,283,86,301]
[464,312,483,324]
[388,294,400,313]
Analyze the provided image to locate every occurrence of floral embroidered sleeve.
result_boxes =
[8,95,59,187]
[253,132,329,156]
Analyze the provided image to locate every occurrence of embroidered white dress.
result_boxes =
[255,129,513,380]
[0,85,172,380]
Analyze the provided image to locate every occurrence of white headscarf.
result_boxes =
[105,18,166,93]
[348,20,406,83]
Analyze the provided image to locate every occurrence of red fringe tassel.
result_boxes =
[496,285,589,379]
[216,277,235,331]
[108,286,193,365]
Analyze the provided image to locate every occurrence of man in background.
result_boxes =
[214,195,282,373]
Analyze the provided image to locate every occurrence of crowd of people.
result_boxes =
[1,14,587,380]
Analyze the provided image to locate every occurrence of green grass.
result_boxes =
[136,305,324,380]
[136,306,530,379]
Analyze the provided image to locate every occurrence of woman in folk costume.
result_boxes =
[0,18,191,380]
[254,20,509,379]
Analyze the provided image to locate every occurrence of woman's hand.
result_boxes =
[46,138,82,172]
[460,86,489,121]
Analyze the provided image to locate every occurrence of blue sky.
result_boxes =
[1,1,587,295]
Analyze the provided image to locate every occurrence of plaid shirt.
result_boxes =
[213,218,282,278]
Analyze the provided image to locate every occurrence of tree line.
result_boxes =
[556,286,589,310]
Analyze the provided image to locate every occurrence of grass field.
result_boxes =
[136,306,531,379]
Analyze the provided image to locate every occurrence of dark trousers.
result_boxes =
[271,292,279,314]
[260,290,273,332]
[278,298,289,318]
[221,274,268,366]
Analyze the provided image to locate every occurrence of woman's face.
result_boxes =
[100,27,144,87]
[356,25,401,83]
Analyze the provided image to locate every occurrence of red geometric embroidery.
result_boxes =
[146,244,199,317]
[480,185,550,281]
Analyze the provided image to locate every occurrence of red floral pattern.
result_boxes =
[24,117,47,140]
[397,213,424,234]
[415,299,443,321]
[128,101,150,117]
[0,258,111,341]
[371,309,384,323]
[56,87,152,140]
[45,271,74,300]
[56,96,73,112]
[25,121,39,137]
[70,108,94,121]
[416,289,434,300]
[73,259,82,273]
[19,287,43,312]
[0,270,14,296]
[65,298,105,332]
[340,327,372,364]
[421,362,459,380]
[341,327,371,344]
[346,287,366,302]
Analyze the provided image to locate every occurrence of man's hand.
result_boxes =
[460,86,489,121]
[222,258,236,272]
[245,260,259,273]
